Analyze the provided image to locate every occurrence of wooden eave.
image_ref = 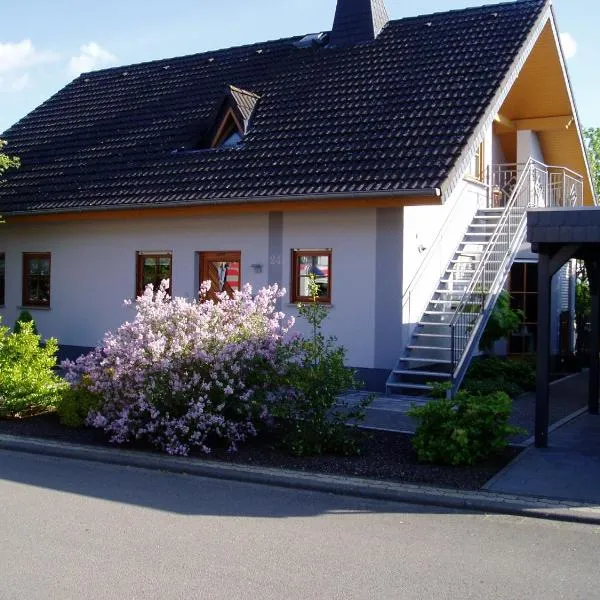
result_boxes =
[4,194,441,224]
[494,17,596,206]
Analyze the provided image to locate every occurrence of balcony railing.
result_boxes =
[489,162,584,209]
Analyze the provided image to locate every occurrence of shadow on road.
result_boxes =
[0,448,484,518]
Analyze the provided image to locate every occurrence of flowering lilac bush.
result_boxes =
[63,281,294,455]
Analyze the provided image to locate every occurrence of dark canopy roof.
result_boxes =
[0,0,545,214]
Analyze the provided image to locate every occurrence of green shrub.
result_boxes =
[465,356,535,398]
[14,310,38,335]
[56,382,102,428]
[0,320,67,417]
[462,377,523,399]
[270,275,371,456]
[408,390,523,465]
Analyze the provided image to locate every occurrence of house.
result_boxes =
[0,0,595,395]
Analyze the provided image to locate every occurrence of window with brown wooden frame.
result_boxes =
[22,252,51,307]
[136,252,172,297]
[508,261,538,355]
[0,253,5,306]
[291,249,332,303]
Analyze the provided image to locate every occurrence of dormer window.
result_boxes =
[211,109,244,148]
[205,85,261,150]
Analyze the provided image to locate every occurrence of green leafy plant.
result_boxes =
[0,319,67,417]
[408,388,523,466]
[56,380,102,428]
[0,139,19,178]
[270,275,371,456]
[464,355,535,398]
[14,310,38,335]
[584,128,600,198]
[479,291,524,353]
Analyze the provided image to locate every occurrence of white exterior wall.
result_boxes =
[0,214,271,347]
[401,122,494,344]
[0,208,378,369]
[282,209,377,369]
[492,133,507,165]
[402,180,487,342]
[517,130,544,165]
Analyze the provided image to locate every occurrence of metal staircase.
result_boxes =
[386,159,584,397]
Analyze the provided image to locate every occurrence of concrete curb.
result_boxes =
[2,433,600,525]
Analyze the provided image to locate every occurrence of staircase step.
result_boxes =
[401,357,451,365]
[408,345,452,352]
[393,369,451,378]
[417,321,452,327]
[413,332,452,339]
[423,311,458,316]
[387,382,433,391]
[435,289,468,295]
[429,299,481,305]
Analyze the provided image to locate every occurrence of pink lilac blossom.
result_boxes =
[63,280,295,456]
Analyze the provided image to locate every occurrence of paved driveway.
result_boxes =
[485,412,600,502]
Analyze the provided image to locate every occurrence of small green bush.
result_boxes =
[14,310,38,335]
[270,275,371,456]
[408,390,523,466]
[465,356,535,398]
[56,382,102,428]
[462,377,523,399]
[0,320,67,417]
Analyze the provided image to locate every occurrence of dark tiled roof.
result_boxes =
[0,0,546,214]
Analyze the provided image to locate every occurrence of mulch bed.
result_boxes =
[0,413,520,491]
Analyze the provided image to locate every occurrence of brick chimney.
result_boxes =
[330,0,389,47]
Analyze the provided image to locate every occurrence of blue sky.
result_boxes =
[1,0,598,134]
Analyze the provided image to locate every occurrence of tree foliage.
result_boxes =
[0,139,20,179]
[583,128,600,198]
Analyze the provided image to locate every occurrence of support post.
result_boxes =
[535,252,551,448]
[588,260,600,415]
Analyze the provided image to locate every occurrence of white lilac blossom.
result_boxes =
[63,280,295,456]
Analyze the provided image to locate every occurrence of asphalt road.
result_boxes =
[0,451,598,600]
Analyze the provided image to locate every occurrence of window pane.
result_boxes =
[138,254,172,296]
[511,263,525,292]
[511,293,525,312]
[294,251,331,301]
[38,259,50,276]
[525,263,538,292]
[23,254,51,306]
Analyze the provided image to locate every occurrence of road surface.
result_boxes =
[0,450,597,599]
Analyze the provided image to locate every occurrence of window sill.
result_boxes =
[18,305,51,311]
[287,302,334,308]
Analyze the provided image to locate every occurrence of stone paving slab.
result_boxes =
[339,371,590,444]
[1,433,600,526]
[485,412,600,503]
